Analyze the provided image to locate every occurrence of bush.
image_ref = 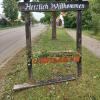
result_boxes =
[82,9,92,29]
[64,12,76,28]
[64,10,92,29]
[91,14,100,35]
[14,20,24,26]
[0,18,24,28]
[0,18,9,27]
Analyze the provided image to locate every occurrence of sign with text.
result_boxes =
[18,1,89,12]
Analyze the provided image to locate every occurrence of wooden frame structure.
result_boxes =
[13,0,89,91]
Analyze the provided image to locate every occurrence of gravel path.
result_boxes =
[66,29,100,58]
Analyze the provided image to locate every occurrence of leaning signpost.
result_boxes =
[13,0,89,91]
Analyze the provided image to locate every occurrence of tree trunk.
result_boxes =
[52,12,56,40]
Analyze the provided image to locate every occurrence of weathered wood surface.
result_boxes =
[13,83,34,91]
[24,0,33,79]
[48,51,80,56]
[18,1,89,12]
[33,50,81,57]
[32,50,80,63]
[32,56,80,64]
[76,0,82,77]
[13,75,76,91]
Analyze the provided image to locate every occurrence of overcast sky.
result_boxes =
[0,0,3,14]
[0,0,44,21]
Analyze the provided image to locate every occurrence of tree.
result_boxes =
[3,0,18,24]
[40,0,66,39]
[39,0,58,39]
[64,12,76,28]
[92,0,100,14]
[91,0,100,34]
[40,12,51,24]
[82,9,92,29]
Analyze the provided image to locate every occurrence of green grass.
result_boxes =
[1,27,100,100]
[0,24,24,30]
[83,30,100,40]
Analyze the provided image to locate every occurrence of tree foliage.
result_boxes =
[92,0,100,14]
[64,12,76,28]
[82,9,92,29]
[3,0,18,22]
[40,0,66,24]
[40,12,51,24]
[40,0,92,29]
[64,9,92,29]
[91,0,100,34]
[38,0,100,35]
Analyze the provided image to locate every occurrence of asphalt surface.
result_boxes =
[0,24,46,67]
[66,29,100,58]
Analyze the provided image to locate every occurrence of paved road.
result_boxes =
[66,29,100,58]
[0,24,46,67]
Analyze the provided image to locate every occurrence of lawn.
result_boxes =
[1,27,100,100]
[83,30,100,40]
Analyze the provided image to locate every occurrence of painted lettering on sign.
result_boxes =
[18,1,89,12]
[25,3,49,11]
[51,3,85,9]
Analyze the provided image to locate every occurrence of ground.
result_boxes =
[0,24,46,67]
[67,29,100,58]
[0,27,100,100]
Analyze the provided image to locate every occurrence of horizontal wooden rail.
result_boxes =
[32,50,80,64]
[32,56,80,64]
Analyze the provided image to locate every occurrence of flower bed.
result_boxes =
[32,50,81,64]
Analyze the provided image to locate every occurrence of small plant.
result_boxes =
[33,50,49,58]
[32,50,81,64]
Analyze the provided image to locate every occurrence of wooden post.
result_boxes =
[76,0,82,77]
[24,0,32,79]
[52,12,56,40]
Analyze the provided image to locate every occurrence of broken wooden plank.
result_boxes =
[13,83,34,91]
[13,74,76,91]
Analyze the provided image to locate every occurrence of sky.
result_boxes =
[0,0,44,21]
[0,0,3,14]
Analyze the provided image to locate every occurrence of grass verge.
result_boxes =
[83,30,100,40]
[0,24,24,30]
[0,27,100,100]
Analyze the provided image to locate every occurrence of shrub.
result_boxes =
[0,18,9,27]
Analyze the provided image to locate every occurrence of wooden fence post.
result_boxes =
[76,0,82,77]
[24,0,32,79]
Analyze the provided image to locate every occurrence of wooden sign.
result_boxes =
[18,1,89,12]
